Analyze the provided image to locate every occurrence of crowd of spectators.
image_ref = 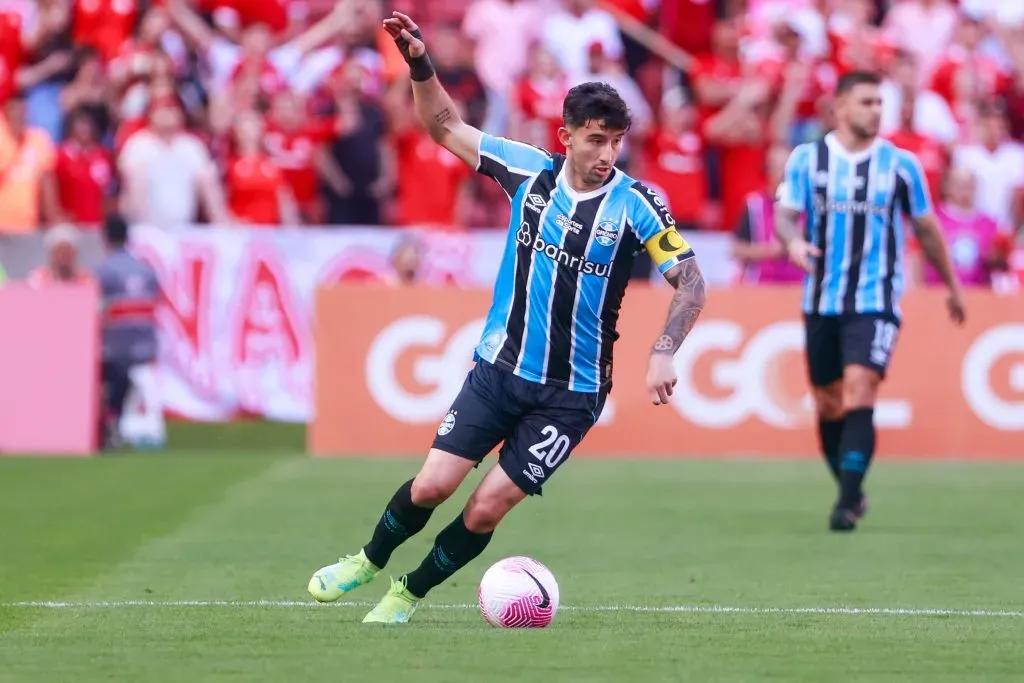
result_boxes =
[1,0,1023,288]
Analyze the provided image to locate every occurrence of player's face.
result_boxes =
[560,119,625,188]
[838,83,882,140]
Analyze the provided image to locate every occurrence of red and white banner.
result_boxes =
[130,225,734,421]
[131,225,504,420]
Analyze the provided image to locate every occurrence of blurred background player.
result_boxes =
[775,71,965,532]
[95,214,160,449]
[307,11,705,624]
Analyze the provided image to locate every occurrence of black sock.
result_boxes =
[404,513,492,599]
[362,480,434,568]
[818,417,844,481]
[838,408,875,509]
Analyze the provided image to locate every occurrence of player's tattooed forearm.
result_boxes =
[653,260,705,355]
[434,107,454,126]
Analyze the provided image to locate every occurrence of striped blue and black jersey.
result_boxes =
[778,133,932,318]
[474,133,696,393]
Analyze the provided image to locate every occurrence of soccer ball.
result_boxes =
[477,556,559,628]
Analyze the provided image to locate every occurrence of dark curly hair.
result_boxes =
[562,82,632,131]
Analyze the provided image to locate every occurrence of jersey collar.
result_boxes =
[825,132,881,165]
[555,165,622,202]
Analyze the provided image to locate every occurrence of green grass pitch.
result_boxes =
[1,424,1022,681]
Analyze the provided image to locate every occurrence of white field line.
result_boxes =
[4,601,1022,618]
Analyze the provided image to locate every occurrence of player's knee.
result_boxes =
[843,372,880,409]
[410,476,456,508]
[816,396,844,420]
[463,496,510,534]
[814,388,844,420]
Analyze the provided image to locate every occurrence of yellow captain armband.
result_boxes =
[644,228,695,274]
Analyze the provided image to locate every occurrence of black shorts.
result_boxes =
[431,361,607,495]
[804,313,901,387]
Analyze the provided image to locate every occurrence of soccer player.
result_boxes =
[307,11,706,623]
[774,71,965,532]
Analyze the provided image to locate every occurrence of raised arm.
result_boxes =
[167,0,218,53]
[382,12,482,168]
[288,0,355,56]
[911,213,965,324]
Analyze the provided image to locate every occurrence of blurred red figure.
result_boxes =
[659,0,716,57]
[642,87,709,231]
[704,79,773,232]
[109,7,172,93]
[227,110,298,226]
[56,109,114,226]
[755,17,837,126]
[887,97,948,202]
[167,0,351,95]
[265,91,332,223]
[827,0,895,75]
[73,0,138,62]
[391,111,472,226]
[0,8,24,104]
[198,0,301,35]
[692,19,744,122]
[512,46,569,152]
[929,12,1011,112]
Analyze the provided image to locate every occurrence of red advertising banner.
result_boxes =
[311,286,1024,459]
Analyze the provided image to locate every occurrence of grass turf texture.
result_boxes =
[1,424,1022,681]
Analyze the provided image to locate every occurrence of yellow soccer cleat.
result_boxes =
[362,576,420,624]
[307,550,379,603]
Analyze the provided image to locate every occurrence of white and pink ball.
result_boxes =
[477,556,560,628]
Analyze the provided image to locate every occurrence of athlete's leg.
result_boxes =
[830,313,899,530]
[307,449,475,603]
[813,381,845,481]
[362,361,520,568]
[311,363,518,603]
[362,449,477,568]
[805,314,844,480]
[836,363,881,512]
[403,464,526,598]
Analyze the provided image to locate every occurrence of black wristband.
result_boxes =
[394,28,435,81]
[409,53,435,82]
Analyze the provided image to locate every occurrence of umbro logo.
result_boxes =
[525,193,548,214]
[527,463,545,479]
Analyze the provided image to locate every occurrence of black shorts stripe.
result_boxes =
[842,157,873,313]
[496,169,559,368]
[810,139,830,313]
[545,195,604,384]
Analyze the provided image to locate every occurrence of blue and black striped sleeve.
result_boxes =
[628,181,696,275]
[476,133,553,198]
[776,144,812,212]
[895,150,933,219]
